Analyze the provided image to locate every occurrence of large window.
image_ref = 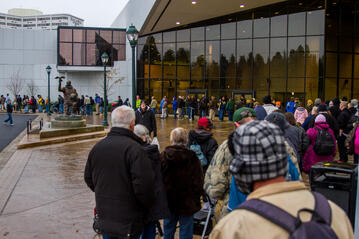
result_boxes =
[58,27,126,66]
[136,0,358,102]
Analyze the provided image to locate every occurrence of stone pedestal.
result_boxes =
[51,115,86,129]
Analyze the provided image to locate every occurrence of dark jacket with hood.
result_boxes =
[265,112,302,156]
[160,145,204,216]
[329,97,341,120]
[84,127,155,238]
[135,106,157,137]
[143,143,171,222]
[188,129,218,165]
[308,112,339,138]
[337,108,353,134]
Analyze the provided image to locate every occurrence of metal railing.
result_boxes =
[26,118,43,134]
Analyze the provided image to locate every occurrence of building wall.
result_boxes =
[0,28,126,102]
[111,0,156,103]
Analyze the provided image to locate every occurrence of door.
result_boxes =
[232,90,255,109]
[186,89,208,100]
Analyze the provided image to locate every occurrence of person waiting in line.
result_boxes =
[190,95,197,120]
[185,95,192,120]
[306,99,314,113]
[134,125,170,239]
[294,102,309,125]
[100,98,104,115]
[161,97,168,119]
[208,96,216,121]
[150,96,157,114]
[161,127,204,239]
[177,96,185,120]
[286,97,296,113]
[199,96,208,117]
[136,95,141,109]
[253,101,267,120]
[135,100,157,138]
[218,97,226,121]
[188,117,218,173]
[337,101,352,162]
[226,98,235,121]
[262,95,277,115]
[172,96,178,119]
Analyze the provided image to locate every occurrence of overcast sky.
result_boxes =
[0,0,129,27]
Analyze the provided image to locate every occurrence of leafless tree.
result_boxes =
[26,79,38,97]
[97,67,125,98]
[6,69,24,98]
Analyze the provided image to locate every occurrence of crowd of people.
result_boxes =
[85,91,358,239]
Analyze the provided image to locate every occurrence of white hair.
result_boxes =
[111,105,135,129]
[134,124,151,143]
[170,127,188,145]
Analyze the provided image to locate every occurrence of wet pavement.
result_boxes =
[0,115,234,238]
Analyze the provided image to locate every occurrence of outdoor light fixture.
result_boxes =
[191,1,197,4]
[176,21,181,25]
[126,24,139,110]
[240,4,245,8]
[46,65,52,116]
[101,52,109,126]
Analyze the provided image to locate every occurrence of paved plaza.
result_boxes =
[0,115,233,238]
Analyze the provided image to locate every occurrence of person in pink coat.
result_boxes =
[355,126,359,164]
[294,104,308,124]
[303,114,336,173]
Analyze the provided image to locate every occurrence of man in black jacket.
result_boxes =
[84,105,155,239]
[337,101,352,162]
[308,104,339,138]
[135,101,157,137]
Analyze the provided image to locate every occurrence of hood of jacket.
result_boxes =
[265,112,290,132]
[143,143,159,154]
[332,97,340,106]
[296,107,305,112]
[313,121,330,129]
[108,127,144,145]
[163,145,195,164]
[137,105,151,113]
[188,129,214,144]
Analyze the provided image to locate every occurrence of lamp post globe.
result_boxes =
[126,24,139,109]
[101,52,109,126]
[46,65,52,116]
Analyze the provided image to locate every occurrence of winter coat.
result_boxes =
[302,114,315,131]
[355,127,359,155]
[150,99,157,109]
[286,101,296,113]
[303,122,336,173]
[209,99,216,110]
[308,113,339,138]
[178,99,185,108]
[84,127,155,238]
[329,97,341,119]
[218,100,226,111]
[204,139,233,218]
[294,107,308,124]
[172,99,178,111]
[337,108,352,134]
[263,104,277,115]
[254,105,267,120]
[6,103,12,113]
[136,99,141,109]
[135,106,157,137]
[295,125,310,158]
[188,129,218,165]
[226,101,235,112]
[160,145,204,216]
[142,144,170,222]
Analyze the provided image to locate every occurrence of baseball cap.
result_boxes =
[233,107,257,122]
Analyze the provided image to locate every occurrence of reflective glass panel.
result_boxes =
[100,30,112,44]
[59,43,72,65]
[355,55,359,78]
[306,77,319,101]
[237,20,252,38]
[237,39,252,84]
[325,77,337,100]
[206,41,220,79]
[177,29,190,42]
[288,12,305,36]
[192,27,204,41]
[254,18,269,37]
[87,30,99,43]
[307,10,324,35]
[163,43,176,79]
[163,31,176,43]
[339,54,352,78]
[59,28,72,42]
[191,41,204,81]
[150,42,162,79]
[73,43,86,65]
[339,78,352,99]
[86,44,96,65]
[271,15,287,37]
[326,53,337,78]
[288,37,305,77]
[113,44,126,61]
[221,40,236,79]
[253,38,269,91]
[270,38,287,77]
[73,29,85,42]
[177,42,190,80]
[206,25,220,40]
[221,22,236,39]
[287,77,305,94]
[152,33,162,44]
[113,31,126,44]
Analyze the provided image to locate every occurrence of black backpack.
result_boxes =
[238,192,338,239]
[313,127,335,156]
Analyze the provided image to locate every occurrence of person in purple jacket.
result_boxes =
[303,114,336,173]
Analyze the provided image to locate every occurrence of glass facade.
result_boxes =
[137,0,359,103]
[58,27,126,67]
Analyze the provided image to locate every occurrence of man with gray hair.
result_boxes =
[85,105,155,239]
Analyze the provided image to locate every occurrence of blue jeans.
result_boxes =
[228,110,233,121]
[24,105,29,113]
[86,105,91,115]
[219,109,225,121]
[103,235,140,239]
[164,214,193,239]
[141,221,157,239]
[38,105,43,112]
[4,112,13,124]
[173,108,177,119]
[187,107,191,119]
[201,110,206,117]
[46,105,49,113]
[152,108,156,114]
[100,106,103,114]
[59,104,64,114]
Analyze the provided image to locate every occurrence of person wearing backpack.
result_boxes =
[303,114,336,173]
[209,120,353,239]
[188,117,218,173]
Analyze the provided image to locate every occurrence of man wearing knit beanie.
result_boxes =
[209,120,353,239]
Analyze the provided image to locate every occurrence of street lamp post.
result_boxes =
[126,24,139,110]
[46,65,52,116]
[101,52,109,126]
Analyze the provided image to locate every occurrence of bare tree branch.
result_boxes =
[6,69,24,98]
[26,79,38,97]
[97,67,125,98]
